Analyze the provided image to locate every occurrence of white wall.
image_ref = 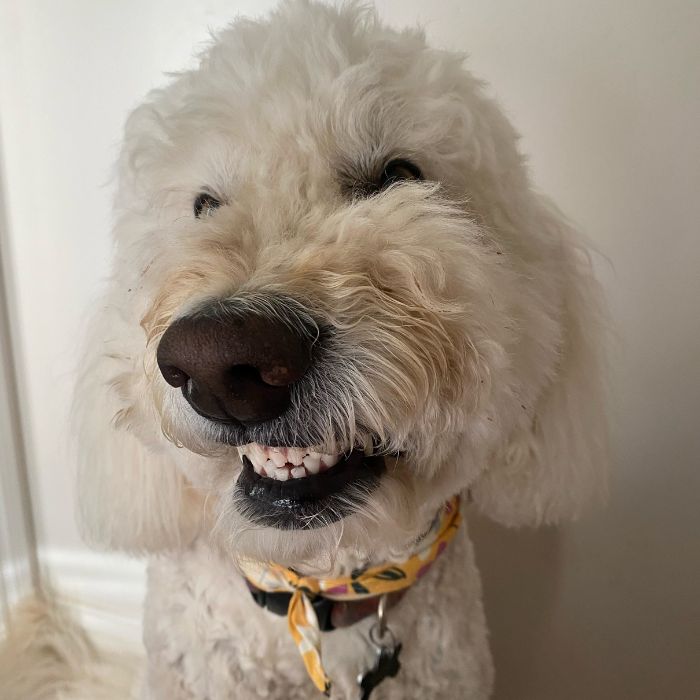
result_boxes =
[1,0,698,696]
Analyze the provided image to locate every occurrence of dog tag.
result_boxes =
[358,599,403,700]
[358,640,403,699]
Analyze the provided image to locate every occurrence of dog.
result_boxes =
[74,1,607,698]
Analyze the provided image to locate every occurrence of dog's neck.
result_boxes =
[246,502,448,579]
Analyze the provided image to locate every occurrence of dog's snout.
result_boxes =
[156,306,313,425]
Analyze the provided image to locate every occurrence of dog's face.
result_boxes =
[78,2,606,567]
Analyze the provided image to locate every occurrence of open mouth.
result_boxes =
[235,444,385,529]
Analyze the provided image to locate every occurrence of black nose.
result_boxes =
[156,304,313,425]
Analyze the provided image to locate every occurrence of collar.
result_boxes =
[240,496,462,695]
[245,579,408,631]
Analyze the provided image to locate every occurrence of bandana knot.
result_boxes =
[240,496,462,694]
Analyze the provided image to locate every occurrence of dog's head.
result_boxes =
[76,1,607,567]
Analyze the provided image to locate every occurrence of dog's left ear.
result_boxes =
[73,306,203,554]
[471,200,609,526]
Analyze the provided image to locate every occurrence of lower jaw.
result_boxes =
[235,450,386,529]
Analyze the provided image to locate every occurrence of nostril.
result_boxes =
[160,365,190,388]
[226,364,292,396]
[259,364,297,387]
[227,364,266,393]
[223,365,292,424]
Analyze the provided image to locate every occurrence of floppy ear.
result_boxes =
[74,302,202,554]
[471,201,609,527]
[72,83,208,553]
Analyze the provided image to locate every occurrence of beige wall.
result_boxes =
[0,1,698,697]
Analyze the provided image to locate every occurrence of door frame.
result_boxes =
[0,157,39,626]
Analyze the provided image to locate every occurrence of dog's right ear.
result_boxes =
[74,305,202,554]
[469,200,609,527]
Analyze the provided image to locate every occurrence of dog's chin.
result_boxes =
[234,444,386,530]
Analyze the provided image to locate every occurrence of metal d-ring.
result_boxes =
[369,594,395,647]
[377,593,388,637]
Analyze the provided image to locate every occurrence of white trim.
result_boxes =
[0,557,32,609]
[0,148,40,622]
[40,549,146,653]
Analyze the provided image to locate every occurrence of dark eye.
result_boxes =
[378,159,423,189]
[193,192,222,218]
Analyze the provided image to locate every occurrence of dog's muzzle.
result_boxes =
[155,295,386,529]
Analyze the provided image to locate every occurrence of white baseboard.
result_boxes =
[1,556,32,611]
[39,548,147,653]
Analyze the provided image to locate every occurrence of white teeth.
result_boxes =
[287,448,306,466]
[241,444,345,481]
[302,454,321,474]
[269,450,288,468]
[247,443,263,462]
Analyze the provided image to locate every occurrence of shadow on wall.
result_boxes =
[468,515,564,700]
[470,460,700,700]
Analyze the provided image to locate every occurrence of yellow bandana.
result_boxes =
[240,496,462,695]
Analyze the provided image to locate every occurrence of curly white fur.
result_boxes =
[71,2,607,698]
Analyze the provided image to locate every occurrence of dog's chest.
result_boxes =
[142,529,491,700]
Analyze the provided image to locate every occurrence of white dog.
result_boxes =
[73,1,607,698]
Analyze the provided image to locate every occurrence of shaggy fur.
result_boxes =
[70,1,606,698]
[0,595,139,700]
